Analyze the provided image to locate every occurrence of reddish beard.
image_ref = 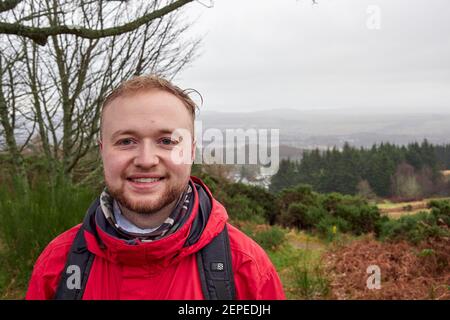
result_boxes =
[106,178,187,215]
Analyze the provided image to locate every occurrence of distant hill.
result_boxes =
[197,109,450,149]
[278,145,303,161]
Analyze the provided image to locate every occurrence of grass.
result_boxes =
[377,197,450,210]
[233,219,332,299]
[268,242,331,299]
[263,227,332,299]
[0,180,95,299]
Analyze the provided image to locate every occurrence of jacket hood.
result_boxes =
[83,176,228,272]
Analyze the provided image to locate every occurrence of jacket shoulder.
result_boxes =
[39,224,82,261]
[227,223,272,274]
[226,223,286,299]
[25,224,81,300]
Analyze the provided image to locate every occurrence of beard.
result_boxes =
[106,177,188,215]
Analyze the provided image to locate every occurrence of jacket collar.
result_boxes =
[83,177,228,271]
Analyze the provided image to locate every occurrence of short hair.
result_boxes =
[100,74,199,138]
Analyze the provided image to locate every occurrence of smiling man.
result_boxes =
[26,75,285,300]
[100,87,196,235]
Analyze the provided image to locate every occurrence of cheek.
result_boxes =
[102,152,129,179]
[175,164,192,181]
[164,144,194,168]
[163,155,191,177]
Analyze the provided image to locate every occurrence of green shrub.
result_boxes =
[333,204,381,235]
[379,200,450,244]
[222,194,266,224]
[428,199,450,214]
[320,192,367,213]
[199,175,277,226]
[281,203,309,229]
[377,211,450,244]
[276,184,320,213]
[278,190,382,238]
[305,206,327,229]
[223,183,277,225]
[429,200,450,226]
[316,215,350,241]
[252,226,286,251]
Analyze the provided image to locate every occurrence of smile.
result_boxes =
[126,177,164,191]
[129,177,162,183]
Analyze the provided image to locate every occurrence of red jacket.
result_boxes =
[26,177,286,300]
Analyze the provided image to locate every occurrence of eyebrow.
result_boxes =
[110,128,176,140]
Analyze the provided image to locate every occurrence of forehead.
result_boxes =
[102,90,193,137]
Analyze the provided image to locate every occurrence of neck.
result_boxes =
[118,199,178,230]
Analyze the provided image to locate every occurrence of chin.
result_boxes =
[122,195,166,214]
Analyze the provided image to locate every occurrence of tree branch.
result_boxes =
[0,0,23,13]
[0,0,194,45]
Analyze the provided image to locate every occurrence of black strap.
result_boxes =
[53,226,95,300]
[54,200,98,300]
[197,225,236,300]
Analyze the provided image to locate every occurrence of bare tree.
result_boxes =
[0,47,33,189]
[0,0,200,186]
[391,162,422,201]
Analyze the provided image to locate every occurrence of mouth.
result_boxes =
[126,176,165,190]
[127,177,164,183]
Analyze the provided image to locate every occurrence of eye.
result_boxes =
[159,137,178,146]
[116,138,135,146]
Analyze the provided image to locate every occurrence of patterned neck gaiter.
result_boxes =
[99,183,193,243]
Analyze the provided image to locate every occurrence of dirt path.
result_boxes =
[285,231,325,251]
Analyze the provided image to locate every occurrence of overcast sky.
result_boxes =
[175,0,450,114]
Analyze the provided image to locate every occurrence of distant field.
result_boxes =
[377,197,450,219]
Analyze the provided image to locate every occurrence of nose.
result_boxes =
[133,142,160,169]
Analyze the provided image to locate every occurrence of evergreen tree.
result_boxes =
[269,158,299,193]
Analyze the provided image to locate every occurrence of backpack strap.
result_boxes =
[54,199,98,300]
[197,225,236,300]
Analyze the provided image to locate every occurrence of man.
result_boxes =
[26,75,285,300]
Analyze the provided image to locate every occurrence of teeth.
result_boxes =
[132,178,161,183]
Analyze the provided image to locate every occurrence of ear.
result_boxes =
[98,138,103,151]
[191,139,197,163]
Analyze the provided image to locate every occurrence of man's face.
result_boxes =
[100,89,195,214]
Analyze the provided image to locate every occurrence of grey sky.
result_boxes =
[175,0,450,114]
